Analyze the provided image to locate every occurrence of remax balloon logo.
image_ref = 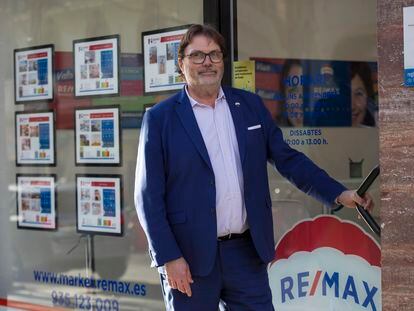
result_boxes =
[268,215,381,311]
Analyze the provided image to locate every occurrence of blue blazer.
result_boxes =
[134,86,346,277]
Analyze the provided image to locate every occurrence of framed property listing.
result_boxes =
[142,25,190,95]
[16,174,57,231]
[15,110,56,166]
[74,106,121,166]
[73,35,120,97]
[14,44,54,103]
[76,174,123,236]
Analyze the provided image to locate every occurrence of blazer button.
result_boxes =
[211,208,215,214]
[210,180,214,185]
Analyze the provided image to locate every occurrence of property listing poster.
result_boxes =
[74,36,119,96]
[75,107,120,165]
[15,45,53,102]
[16,111,55,165]
[76,176,122,235]
[143,27,188,93]
[17,175,56,230]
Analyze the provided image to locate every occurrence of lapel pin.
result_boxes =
[235,102,240,107]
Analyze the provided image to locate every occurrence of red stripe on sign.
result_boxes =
[271,215,381,267]
[89,43,113,50]
[27,52,48,59]
[0,298,68,311]
[30,181,51,186]
[90,112,114,119]
[29,116,49,122]
[160,34,184,43]
[91,181,115,187]
[309,270,322,296]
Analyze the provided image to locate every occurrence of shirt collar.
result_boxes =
[185,85,226,108]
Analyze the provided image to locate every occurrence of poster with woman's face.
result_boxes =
[252,58,378,128]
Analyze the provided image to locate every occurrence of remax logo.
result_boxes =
[269,215,381,310]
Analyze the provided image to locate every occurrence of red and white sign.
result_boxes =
[269,215,381,311]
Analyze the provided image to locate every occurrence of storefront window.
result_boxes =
[0,0,380,310]
[237,0,379,243]
[0,1,202,310]
[237,1,381,309]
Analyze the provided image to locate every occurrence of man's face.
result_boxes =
[178,35,224,89]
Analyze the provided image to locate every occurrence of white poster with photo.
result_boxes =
[76,175,122,235]
[17,175,56,230]
[73,35,119,97]
[75,107,121,165]
[143,26,189,94]
[16,111,55,165]
[14,45,54,102]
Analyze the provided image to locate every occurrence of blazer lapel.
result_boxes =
[223,87,247,165]
[175,89,213,171]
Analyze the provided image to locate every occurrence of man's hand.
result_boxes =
[336,190,374,212]
[165,257,194,297]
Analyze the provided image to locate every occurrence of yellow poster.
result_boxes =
[233,60,255,93]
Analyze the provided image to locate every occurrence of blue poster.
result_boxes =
[37,58,48,85]
[39,123,50,149]
[304,61,351,126]
[404,68,414,86]
[40,188,51,214]
[101,119,114,147]
[103,189,116,217]
[253,58,378,127]
[101,50,114,79]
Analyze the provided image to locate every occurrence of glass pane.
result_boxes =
[0,1,203,310]
[237,0,379,243]
[237,1,381,309]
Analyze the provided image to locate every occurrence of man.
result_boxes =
[135,24,373,310]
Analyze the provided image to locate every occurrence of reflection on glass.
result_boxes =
[279,59,304,127]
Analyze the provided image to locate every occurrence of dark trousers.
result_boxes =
[159,235,274,311]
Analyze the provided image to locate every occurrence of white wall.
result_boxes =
[238,0,377,61]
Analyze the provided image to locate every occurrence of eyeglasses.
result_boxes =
[184,50,224,64]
